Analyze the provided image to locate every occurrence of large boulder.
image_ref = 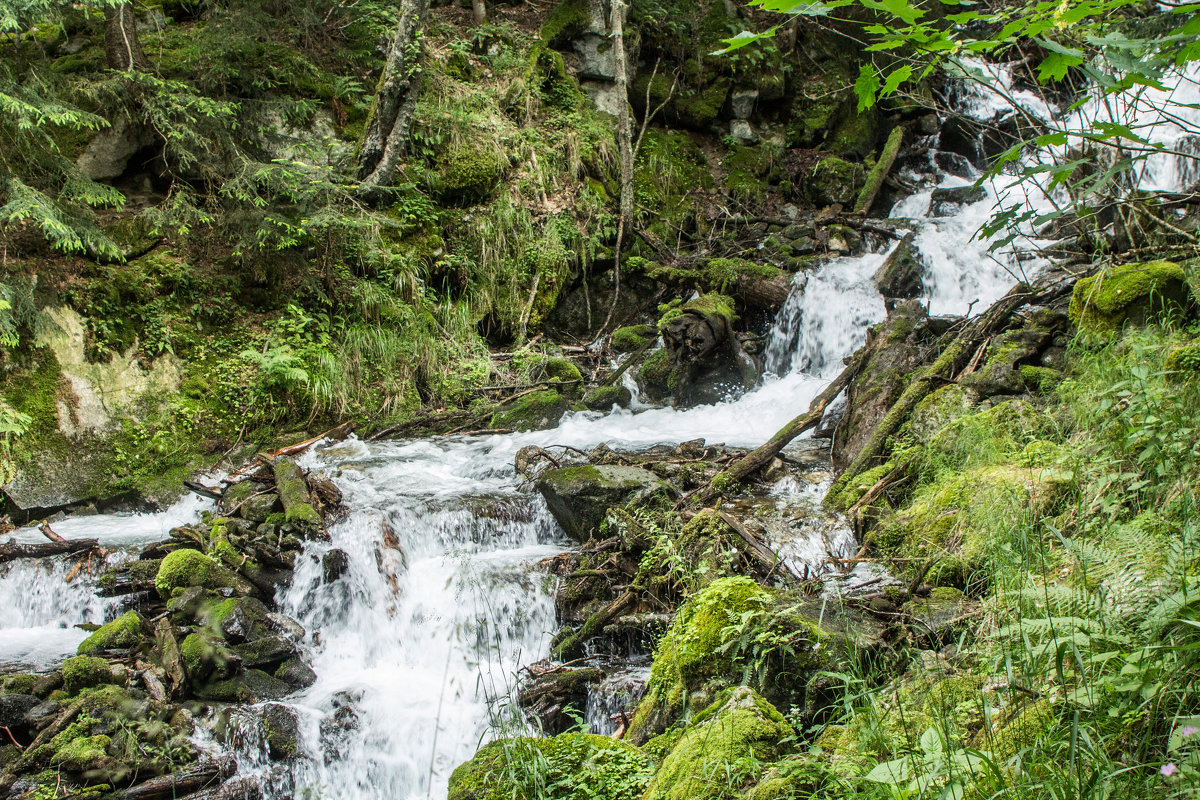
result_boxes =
[1068,260,1193,335]
[448,733,652,800]
[643,687,793,800]
[535,464,672,542]
[873,232,925,299]
[658,294,759,406]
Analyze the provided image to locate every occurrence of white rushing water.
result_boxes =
[6,58,1198,800]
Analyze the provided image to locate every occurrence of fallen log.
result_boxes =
[716,510,804,582]
[0,538,101,563]
[553,590,636,659]
[854,126,904,215]
[690,351,864,505]
[39,521,66,542]
[113,757,237,800]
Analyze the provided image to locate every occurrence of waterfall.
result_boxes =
[6,60,1199,800]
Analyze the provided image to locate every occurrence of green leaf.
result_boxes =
[881,64,914,96]
[1038,51,1085,82]
[855,65,881,111]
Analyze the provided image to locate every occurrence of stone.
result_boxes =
[275,657,317,690]
[517,667,603,735]
[929,185,988,217]
[535,464,673,542]
[61,655,115,694]
[240,492,280,523]
[77,610,144,655]
[154,548,257,598]
[213,596,272,644]
[488,389,569,431]
[262,703,301,761]
[76,115,155,180]
[730,88,759,119]
[266,612,307,642]
[643,687,793,800]
[807,157,866,207]
[582,385,632,411]
[1068,260,1193,335]
[729,119,759,145]
[0,694,38,731]
[611,324,657,353]
[322,549,351,583]
[232,635,297,669]
[872,231,925,298]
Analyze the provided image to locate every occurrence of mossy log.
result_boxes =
[114,757,237,800]
[854,125,904,215]
[839,279,1075,489]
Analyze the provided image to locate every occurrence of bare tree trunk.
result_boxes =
[104,2,148,71]
[601,0,633,333]
[472,0,487,25]
[357,0,432,202]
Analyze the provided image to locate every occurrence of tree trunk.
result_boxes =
[104,3,148,71]
[472,0,487,25]
[356,0,432,202]
[601,0,633,333]
[0,538,101,563]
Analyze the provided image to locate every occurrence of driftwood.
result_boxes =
[691,351,864,505]
[268,422,354,460]
[39,521,65,542]
[716,510,804,582]
[0,538,101,563]
[114,757,237,800]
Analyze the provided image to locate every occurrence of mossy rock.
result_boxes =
[62,656,115,695]
[643,687,792,800]
[638,349,672,402]
[540,0,591,48]
[611,324,657,353]
[0,674,38,695]
[909,383,977,444]
[489,389,569,431]
[535,464,672,543]
[1165,338,1200,372]
[52,734,112,772]
[1068,260,1192,335]
[154,548,254,598]
[628,577,832,742]
[180,632,238,683]
[448,732,653,800]
[806,157,866,207]
[583,384,632,410]
[77,611,144,656]
[976,698,1054,760]
[435,142,505,205]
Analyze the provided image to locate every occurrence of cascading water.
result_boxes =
[7,59,1198,800]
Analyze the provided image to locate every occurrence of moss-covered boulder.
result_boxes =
[273,456,322,532]
[154,548,256,598]
[638,349,673,402]
[535,464,672,542]
[611,324,657,353]
[582,384,632,410]
[448,732,652,800]
[644,687,792,800]
[77,611,144,656]
[807,157,866,207]
[1068,260,1192,335]
[435,142,506,205]
[489,389,569,431]
[628,577,835,743]
[62,656,116,695]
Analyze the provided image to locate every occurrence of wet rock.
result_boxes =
[929,184,987,217]
[659,294,758,406]
[807,156,866,207]
[265,612,306,642]
[232,635,297,669]
[322,549,351,583]
[274,457,323,536]
[155,548,258,598]
[240,493,280,524]
[274,657,317,690]
[77,610,145,655]
[611,324,657,353]
[1068,260,1193,335]
[535,464,673,542]
[873,232,925,299]
[518,666,603,735]
[0,694,38,732]
[62,655,117,694]
[582,384,632,411]
[216,596,272,644]
[261,703,301,761]
[23,698,62,729]
[488,389,569,431]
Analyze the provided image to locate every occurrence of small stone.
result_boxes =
[275,657,317,690]
[729,119,759,145]
[929,185,988,217]
[730,88,759,119]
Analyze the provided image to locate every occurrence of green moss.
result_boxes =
[0,674,38,695]
[1068,260,1191,334]
[77,611,143,656]
[612,325,658,353]
[643,687,792,800]
[540,0,591,47]
[52,734,112,772]
[62,656,114,695]
[448,733,652,800]
[1019,364,1062,392]
[154,548,243,597]
[489,389,568,431]
[583,384,631,410]
[807,157,866,207]
[826,109,879,159]
[1165,338,1200,371]
[979,699,1054,759]
[435,142,505,205]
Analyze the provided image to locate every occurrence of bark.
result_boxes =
[0,538,101,563]
[735,273,791,311]
[854,125,904,215]
[356,0,432,201]
[601,0,634,333]
[472,0,487,25]
[104,3,149,71]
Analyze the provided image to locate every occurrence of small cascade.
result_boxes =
[584,667,651,736]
